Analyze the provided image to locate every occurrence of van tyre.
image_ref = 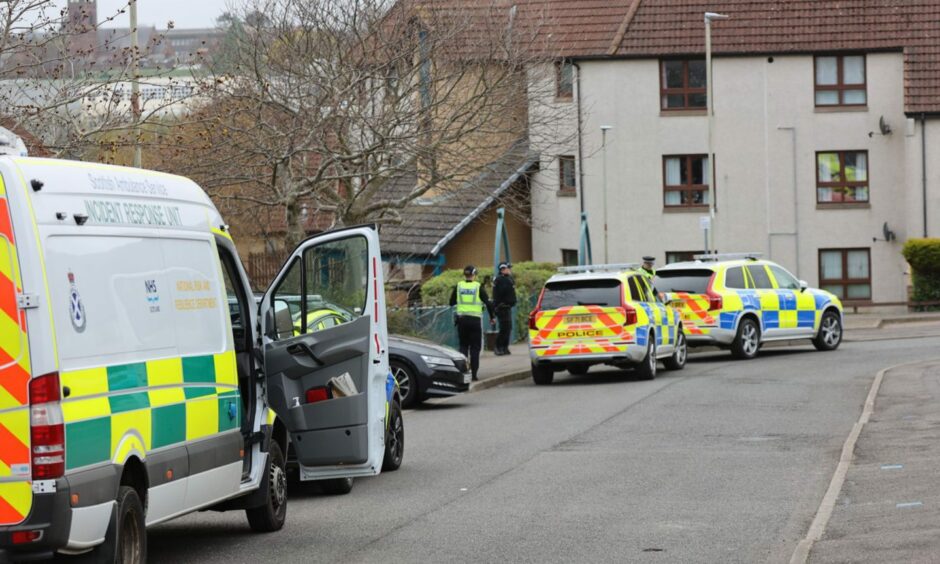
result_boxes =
[531,363,554,385]
[319,477,354,495]
[92,486,146,564]
[664,331,687,371]
[635,338,657,380]
[813,310,843,351]
[382,401,404,472]
[732,317,761,360]
[246,440,287,532]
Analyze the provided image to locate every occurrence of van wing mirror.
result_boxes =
[274,299,294,339]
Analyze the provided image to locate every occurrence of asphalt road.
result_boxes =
[146,329,940,563]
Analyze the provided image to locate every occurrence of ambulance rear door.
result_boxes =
[259,225,389,479]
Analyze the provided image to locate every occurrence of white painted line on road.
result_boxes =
[789,359,938,564]
[880,464,903,470]
[459,488,468,492]
[896,501,923,509]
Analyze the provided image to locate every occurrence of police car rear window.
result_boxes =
[654,270,713,294]
[540,280,622,309]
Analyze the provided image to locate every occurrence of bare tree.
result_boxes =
[165,0,569,250]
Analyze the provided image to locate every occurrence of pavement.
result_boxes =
[808,359,940,563]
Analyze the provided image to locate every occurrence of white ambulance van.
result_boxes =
[0,157,394,561]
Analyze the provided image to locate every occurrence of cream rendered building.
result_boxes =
[525,2,940,306]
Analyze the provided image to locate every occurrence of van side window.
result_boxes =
[725,267,747,289]
[746,265,773,289]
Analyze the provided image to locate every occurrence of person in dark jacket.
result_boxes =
[492,262,517,356]
[449,265,495,381]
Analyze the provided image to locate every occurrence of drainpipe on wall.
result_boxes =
[573,61,585,214]
[922,113,928,237]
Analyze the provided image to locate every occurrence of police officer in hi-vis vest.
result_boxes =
[449,265,496,381]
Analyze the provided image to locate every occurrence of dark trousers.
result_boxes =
[456,315,483,378]
[495,306,512,351]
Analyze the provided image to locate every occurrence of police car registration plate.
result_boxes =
[566,315,594,324]
[464,373,471,384]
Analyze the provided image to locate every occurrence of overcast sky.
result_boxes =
[52,0,232,29]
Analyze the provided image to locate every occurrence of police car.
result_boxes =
[528,264,687,385]
[655,253,844,359]
[0,157,395,561]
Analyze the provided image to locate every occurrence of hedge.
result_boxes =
[901,238,940,303]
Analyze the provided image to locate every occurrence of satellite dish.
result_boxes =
[879,116,892,136]
[883,221,896,242]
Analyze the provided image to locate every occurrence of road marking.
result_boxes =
[880,464,903,470]
[789,359,938,564]
[896,501,923,509]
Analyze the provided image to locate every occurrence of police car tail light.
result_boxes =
[528,309,539,330]
[706,274,723,311]
[29,372,65,480]
[620,305,638,326]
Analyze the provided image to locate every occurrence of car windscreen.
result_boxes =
[654,269,714,294]
[540,279,622,309]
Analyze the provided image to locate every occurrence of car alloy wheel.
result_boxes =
[391,360,417,408]
[741,323,759,356]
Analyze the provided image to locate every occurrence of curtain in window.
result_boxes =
[845,152,867,181]
[847,250,869,278]
[818,153,839,181]
[816,57,838,85]
[665,158,681,185]
[843,56,865,84]
[820,251,842,280]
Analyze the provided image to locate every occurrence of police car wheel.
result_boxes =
[568,364,590,376]
[531,363,554,385]
[813,311,843,351]
[382,401,404,472]
[246,440,287,532]
[664,331,687,370]
[92,486,147,564]
[635,339,656,380]
[732,318,761,360]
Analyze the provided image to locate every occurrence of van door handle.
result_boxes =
[287,342,323,366]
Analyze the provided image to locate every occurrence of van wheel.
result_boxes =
[813,310,843,351]
[92,486,147,564]
[634,338,657,380]
[663,331,687,371]
[568,364,589,376]
[531,363,554,385]
[319,477,354,495]
[731,317,761,360]
[382,401,404,472]
[246,440,287,532]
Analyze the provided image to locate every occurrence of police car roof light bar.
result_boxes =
[557,263,641,274]
[693,252,763,262]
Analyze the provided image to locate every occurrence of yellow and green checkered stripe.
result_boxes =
[61,351,240,471]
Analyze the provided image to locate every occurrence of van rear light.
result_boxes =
[29,372,65,480]
[528,310,539,330]
[705,273,723,311]
[11,530,42,544]
[305,387,330,404]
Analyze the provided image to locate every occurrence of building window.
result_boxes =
[558,155,576,193]
[819,248,871,300]
[663,155,709,207]
[660,59,706,110]
[555,60,574,100]
[817,151,868,203]
[561,249,578,266]
[815,55,866,107]
[666,251,702,264]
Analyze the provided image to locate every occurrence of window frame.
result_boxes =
[816,150,869,205]
[659,58,707,111]
[665,251,703,264]
[662,154,711,209]
[555,59,574,100]
[818,248,872,300]
[814,54,867,108]
[558,155,577,193]
[561,249,578,267]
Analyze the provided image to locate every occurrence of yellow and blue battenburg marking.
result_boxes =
[60,352,240,470]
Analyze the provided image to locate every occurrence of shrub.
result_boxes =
[421,261,559,307]
[902,238,940,303]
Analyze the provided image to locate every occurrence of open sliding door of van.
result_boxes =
[260,225,389,479]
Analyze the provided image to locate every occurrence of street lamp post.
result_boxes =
[705,11,729,255]
[600,125,612,263]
